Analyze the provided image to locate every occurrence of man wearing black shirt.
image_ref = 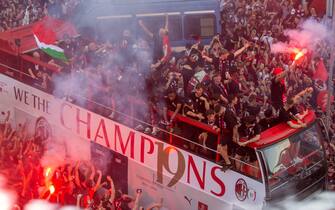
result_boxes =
[219,95,239,171]
[163,89,182,125]
[221,42,250,72]
[181,98,204,150]
[271,67,290,110]
[198,109,220,155]
[27,52,50,88]
[236,115,261,177]
[226,68,241,96]
[182,98,205,122]
[190,83,210,116]
[259,108,277,131]
[278,98,306,129]
[244,93,261,117]
[209,72,229,104]
[277,87,313,128]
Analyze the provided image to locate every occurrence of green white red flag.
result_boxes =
[32,20,67,62]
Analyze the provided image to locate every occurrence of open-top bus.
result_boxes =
[0,3,328,209]
[0,64,328,210]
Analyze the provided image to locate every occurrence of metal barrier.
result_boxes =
[128,95,221,161]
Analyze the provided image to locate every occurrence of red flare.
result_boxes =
[49,185,55,194]
[45,167,52,177]
[293,48,307,61]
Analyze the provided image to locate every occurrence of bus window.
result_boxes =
[184,14,216,39]
[136,15,182,42]
[167,16,182,41]
[96,16,134,42]
[262,123,325,190]
[138,15,164,36]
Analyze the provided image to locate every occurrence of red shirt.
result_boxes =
[162,35,172,61]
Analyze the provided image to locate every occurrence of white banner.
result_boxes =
[0,74,265,210]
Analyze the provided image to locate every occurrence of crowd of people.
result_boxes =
[1,0,335,208]
[18,0,335,177]
[0,111,164,209]
[30,0,333,171]
[0,0,81,31]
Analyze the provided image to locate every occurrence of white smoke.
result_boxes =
[0,175,79,210]
[24,200,58,210]
[271,18,333,54]
[12,109,91,169]
[0,176,16,210]
[269,192,335,210]
[24,200,79,210]
[40,125,91,169]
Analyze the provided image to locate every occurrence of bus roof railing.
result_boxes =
[21,54,61,73]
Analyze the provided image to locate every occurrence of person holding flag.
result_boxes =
[32,18,69,63]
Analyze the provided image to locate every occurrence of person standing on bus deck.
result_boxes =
[138,14,171,63]
[220,41,250,73]
[163,89,183,131]
[271,66,294,111]
[236,115,261,178]
[219,95,239,171]
[198,109,220,155]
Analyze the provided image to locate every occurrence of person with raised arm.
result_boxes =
[278,87,313,129]
[138,14,171,63]
[270,63,296,111]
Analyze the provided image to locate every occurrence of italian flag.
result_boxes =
[33,21,68,62]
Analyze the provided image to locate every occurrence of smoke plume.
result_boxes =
[0,176,16,210]
[268,192,335,210]
[39,124,91,169]
[24,200,79,210]
[271,18,333,54]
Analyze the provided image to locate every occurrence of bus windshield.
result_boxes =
[261,123,326,197]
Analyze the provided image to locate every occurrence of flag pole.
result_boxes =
[326,0,335,131]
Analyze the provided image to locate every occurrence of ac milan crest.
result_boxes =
[235,178,248,201]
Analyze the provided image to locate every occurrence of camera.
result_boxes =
[136,189,142,193]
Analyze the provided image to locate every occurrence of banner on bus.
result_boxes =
[0,74,265,209]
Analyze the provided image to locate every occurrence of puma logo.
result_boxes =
[184,195,192,206]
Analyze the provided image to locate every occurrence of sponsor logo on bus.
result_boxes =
[235,178,248,201]
[235,178,257,202]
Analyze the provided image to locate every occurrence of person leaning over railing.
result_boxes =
[277,87,313,129]
[180,98,206,151]
[27,52,49,89]
[198,109,220,156]
[162,89,183,132]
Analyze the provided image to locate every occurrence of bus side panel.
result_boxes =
[91,142,129,194]
[0,74,266,210]
[127,160,233,210]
